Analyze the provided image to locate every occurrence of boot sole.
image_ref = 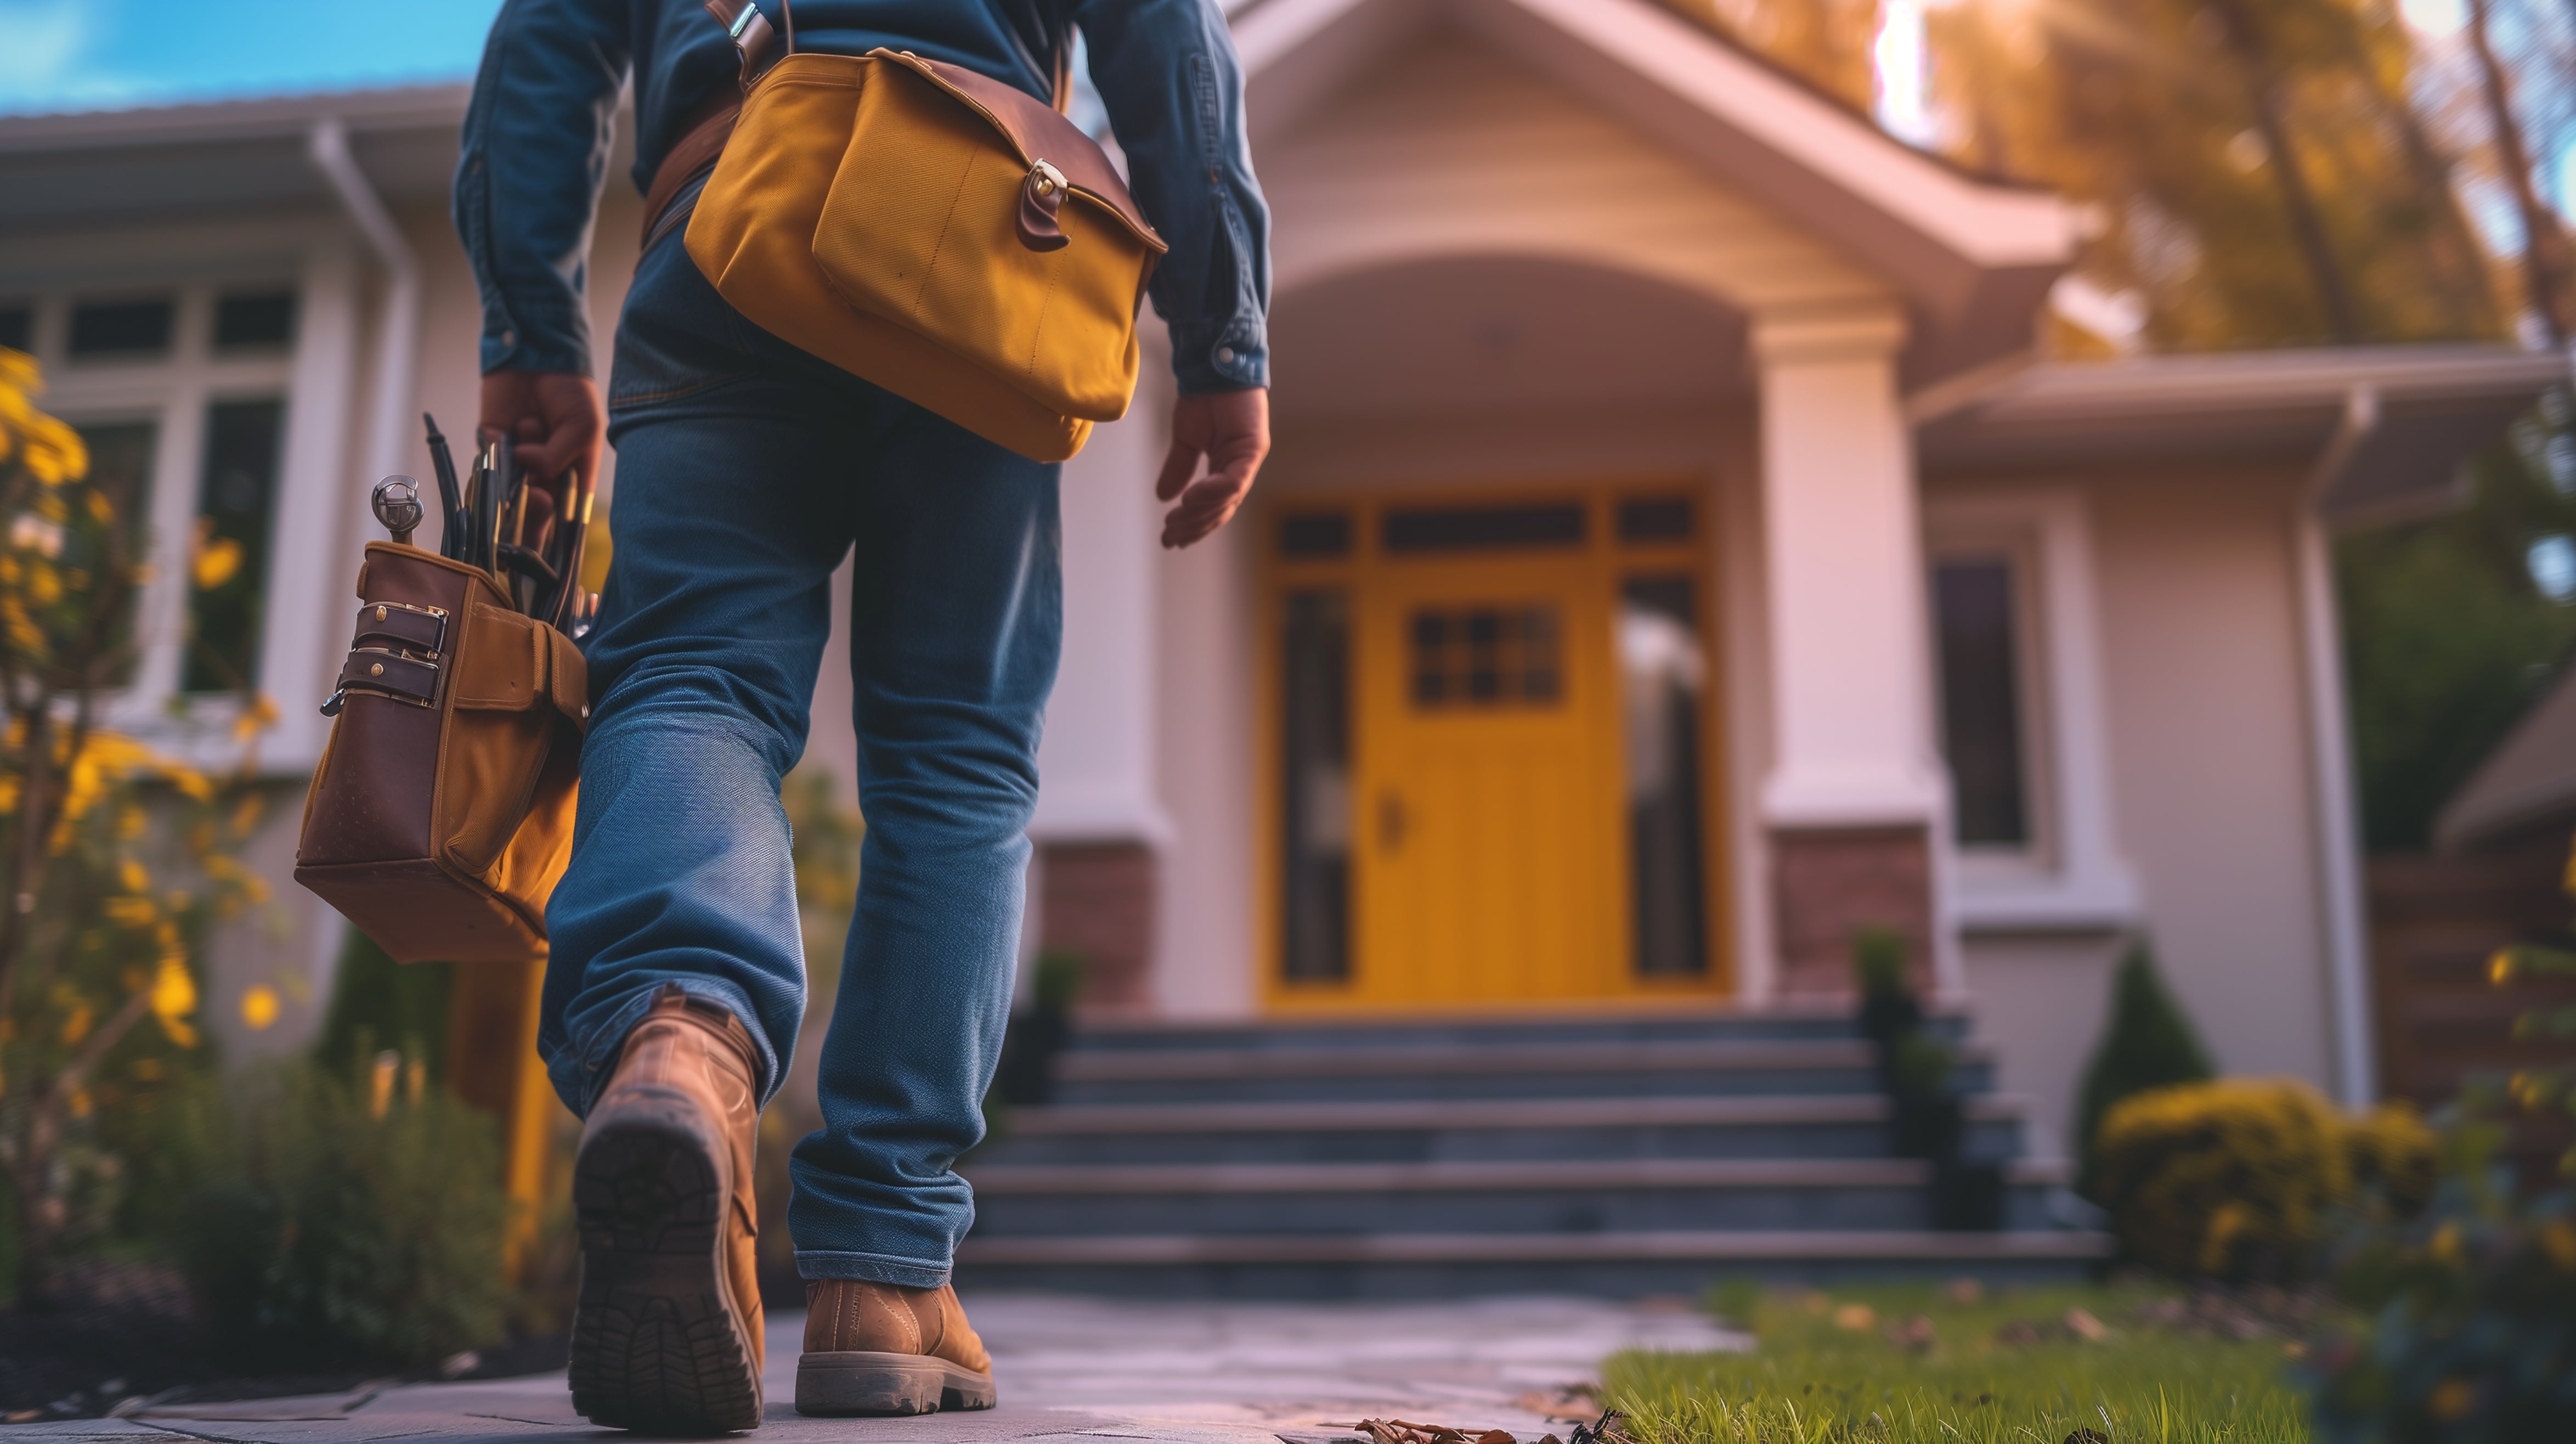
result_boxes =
[795,1351,997,1416]
[569,1103,763,1434]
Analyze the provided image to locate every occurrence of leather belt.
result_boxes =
[640,90,742,251]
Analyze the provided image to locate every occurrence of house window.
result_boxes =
[67,296,175,360]
[1932,555,2032,849]
[12,281,306,735]
[185,399,286,693]
[0,304,30,353]
[1280,588,1352,983]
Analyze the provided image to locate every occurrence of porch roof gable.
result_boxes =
[1230,0,2089,381]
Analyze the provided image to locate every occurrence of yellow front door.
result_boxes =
[1352,554,1626,1004]
[1263,487,1730,1011]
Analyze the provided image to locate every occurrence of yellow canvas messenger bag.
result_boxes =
[683,0,1168,463]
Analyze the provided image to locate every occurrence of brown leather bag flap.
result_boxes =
[872,48,1167,254]
[454,603,589,729]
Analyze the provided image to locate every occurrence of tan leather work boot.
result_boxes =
[568,986,766,1433]
[795,1280,997,1416]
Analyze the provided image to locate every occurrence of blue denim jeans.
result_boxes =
[538,225,1062,1287]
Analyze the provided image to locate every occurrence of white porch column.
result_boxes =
[1750,306,1953,996]
[1030,396,1173,1013]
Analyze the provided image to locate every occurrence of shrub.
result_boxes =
[2303,1120,2576,1444]
[2073,941,2215,1189]
[2349,1101,2443,1217]
[174,1054,514,1368]
[2091,1077,2353,1280]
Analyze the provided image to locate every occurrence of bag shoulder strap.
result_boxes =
[704,0,788,91]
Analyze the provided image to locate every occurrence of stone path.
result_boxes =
[16,1298,1743,1444]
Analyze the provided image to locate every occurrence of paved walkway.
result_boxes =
[21,1298,1743,1444]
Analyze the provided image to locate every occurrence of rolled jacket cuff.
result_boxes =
[795,1248,953,1289]
[545,973,782,1118]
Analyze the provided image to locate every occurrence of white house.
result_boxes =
[1,0,2558,1157]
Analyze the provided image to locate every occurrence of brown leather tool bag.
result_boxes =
[295,542,589,964]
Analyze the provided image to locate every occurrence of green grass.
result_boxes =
[1603,1282,2313,1444]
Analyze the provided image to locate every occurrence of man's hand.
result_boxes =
[1155,388,1269,549]
[480,370,605,495]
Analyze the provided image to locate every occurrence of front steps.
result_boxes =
[956,1010,2110,1298]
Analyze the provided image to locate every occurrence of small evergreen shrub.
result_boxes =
[2074,941,2215,1187]
[174,1056,514,1368]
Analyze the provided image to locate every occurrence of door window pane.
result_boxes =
[0,305,29,353]
[1281,589,1352,983]
[1409,603,1561,708]
[70,421,158,683]
[1933,557,2032,847]
[68,297,173,359]
[1278,511,1352,559]
[1620,576,1709,977]
[185,399,285,693]
[1617,497,1693,544]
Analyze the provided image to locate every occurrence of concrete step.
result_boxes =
[965,1157,2073,1235]
[1063,1006,1969,1056]
[1048,1037,1993,1105]
[952,1227,2114,1298]
[972,1093,2035,1166]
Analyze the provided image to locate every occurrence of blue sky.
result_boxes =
[0,2,507,116]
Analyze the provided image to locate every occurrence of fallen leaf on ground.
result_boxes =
[2062,1307,2108,1342]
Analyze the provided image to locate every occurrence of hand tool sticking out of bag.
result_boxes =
[291,420,599,966]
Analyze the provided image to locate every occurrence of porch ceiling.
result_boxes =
[1268,255,1747,421]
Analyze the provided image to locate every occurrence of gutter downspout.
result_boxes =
[308,115,420,494]
[2298,383,2379,1107]
[304,116,420,1005]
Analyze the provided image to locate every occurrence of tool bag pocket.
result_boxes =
[295,542,587,964]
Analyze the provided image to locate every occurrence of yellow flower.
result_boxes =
[118,858,148,894]
[148,956,197,1047]
[2490,949,2517,985]
[190,528,243,591]
[238,984,279,1031]
[25,561,59,605]
[2429,1378,2477,1421]
[2432,1222,2464,1264]
[2544,1220,2576,1271]
[231,693,279,744]
[60,1002,93,1046]
[68,1088,92,1119]
[104,896,156,928]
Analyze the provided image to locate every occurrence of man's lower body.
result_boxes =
[538,227,1061,1431]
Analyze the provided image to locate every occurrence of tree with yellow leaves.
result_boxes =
[0,348,268,1305]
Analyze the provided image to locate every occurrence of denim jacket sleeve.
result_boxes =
[1068,0,1272,395]
[454,0,632,377]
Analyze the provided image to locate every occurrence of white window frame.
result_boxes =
[3,241,360,774]
[1925,488,2140,931]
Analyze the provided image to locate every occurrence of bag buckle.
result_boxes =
[1018,160,1070,253]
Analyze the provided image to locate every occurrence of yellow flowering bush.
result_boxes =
[0,349,269,1304]
[2091,1077,2438,1281]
